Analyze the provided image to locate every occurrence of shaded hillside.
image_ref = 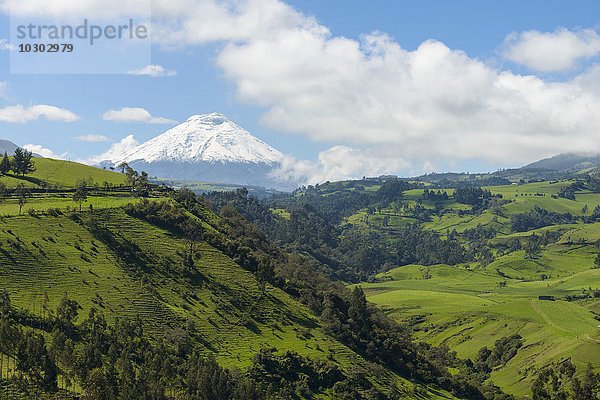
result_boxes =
[0,194,509,399]
[233,176,600,397]
[523,153,600,172]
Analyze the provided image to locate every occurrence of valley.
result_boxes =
[240,166,600,398]
[0,150,599,399]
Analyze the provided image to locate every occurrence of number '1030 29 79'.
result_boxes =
[18,43,74,53]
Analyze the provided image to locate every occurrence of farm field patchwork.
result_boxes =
[359,252,600,396]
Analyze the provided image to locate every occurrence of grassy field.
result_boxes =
[0,158,127,189]
[261,177,600,397]
[359,242,600,396]
[0,194,141,215]
[344,181,600,237]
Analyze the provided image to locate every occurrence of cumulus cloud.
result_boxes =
[23,144,68,159]
[102,107,176,124]
[75,134,112,142]
[218,30,600,166]
[271,146,409,186]
[127,64,177,77]
[0,0,150,20]
[5,1,600,174]
[85,134,140,164]
[503,28,600,72]
[0,104,79,123]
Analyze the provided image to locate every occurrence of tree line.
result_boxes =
[0,148,36,177]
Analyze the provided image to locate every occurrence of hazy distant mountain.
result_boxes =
[523,153,600,172]
[110,113,288,189]
[0,139,42,158]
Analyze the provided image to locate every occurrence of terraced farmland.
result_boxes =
[0,205,438,398]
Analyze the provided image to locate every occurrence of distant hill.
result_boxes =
[523,153,600,172]
[411,153,600,185]
[0,138,42,157]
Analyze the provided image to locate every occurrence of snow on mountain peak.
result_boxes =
[119,113,284,165]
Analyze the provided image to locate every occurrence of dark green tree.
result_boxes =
[55,295,80,335]
[12,148,36,176]
[524,234,542,260]
[73,181,88,212]
[182,220,203,272]
[82,368,110,400]
[0,151,11,175]
[116,161,129,174]
[0,182,7,204]
[15,183,31,214]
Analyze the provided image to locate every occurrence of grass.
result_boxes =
[270,208,291,220]
[275,178,600,396]
[0,194,141,215]
[0,158,127,189]
[0,204,449,398]
[359,244,600,396]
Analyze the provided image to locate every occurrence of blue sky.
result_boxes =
[2,0,600,183]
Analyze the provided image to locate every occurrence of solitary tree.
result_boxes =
[12,148,35,176]
[0,152,10,175]
[72,181,88,212]
[524,234,542,260]
[182,220,203,272]
[116,161,129,174]
[15,184,30,214]
[136,171,149,197]
[0,182,6,204]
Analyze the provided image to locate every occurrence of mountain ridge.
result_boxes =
[522,152,600,172]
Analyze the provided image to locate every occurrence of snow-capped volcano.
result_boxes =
[114,113,288,188]
[119,113,284,165]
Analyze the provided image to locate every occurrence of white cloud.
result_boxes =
[23,144,68,160]
[102,107,176,124]
[0,0,320,45]
[127,64,177,77]
[75,134,112,142]
[0,104,79,123]
[271,146,409,186]
[503,28,600,72]
[0,0,150,19]
[216,28,600,166]
[86,134,139,164]
[5,1,600,170]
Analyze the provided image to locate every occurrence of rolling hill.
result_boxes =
[0,158,488,399]
[2,156,599,398]
[244,176,600,398]
[0,158,127,189]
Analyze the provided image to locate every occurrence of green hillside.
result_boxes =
[0,191,479,399]
[359,252,600,396]
[2,160,599,398]
[0,158,127,189]
[247,175,600,398]
[0,208,377,374]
